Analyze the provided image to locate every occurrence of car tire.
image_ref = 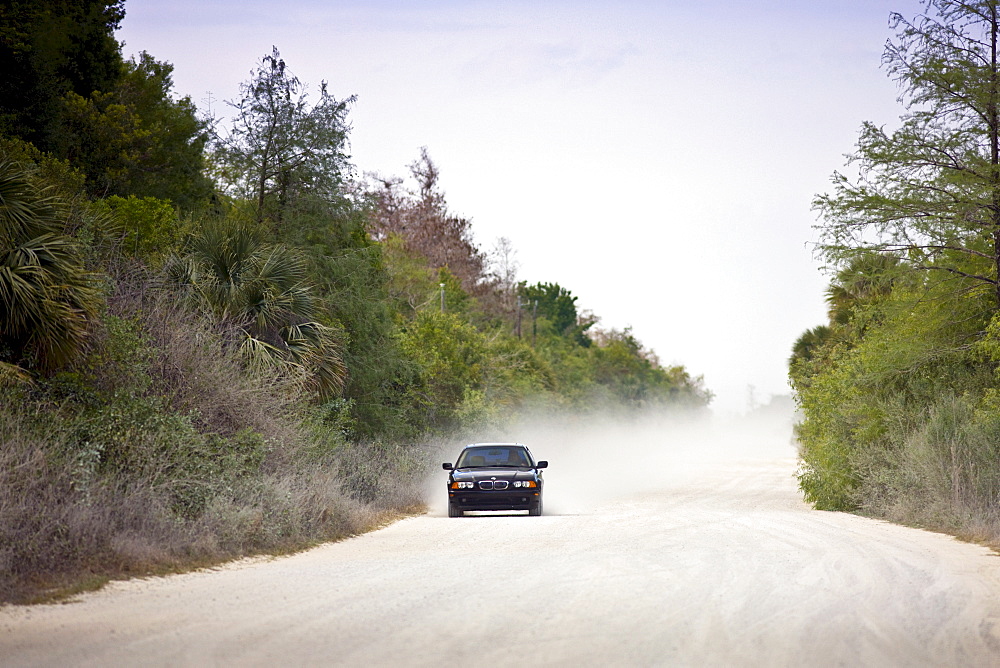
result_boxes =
[448,503,462,518]
[528,497,543,516]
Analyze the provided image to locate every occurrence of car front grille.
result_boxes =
[478,480,509,490]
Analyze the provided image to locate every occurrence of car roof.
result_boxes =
[462,442,526,449]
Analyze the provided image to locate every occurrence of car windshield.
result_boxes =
[456,446,532,468]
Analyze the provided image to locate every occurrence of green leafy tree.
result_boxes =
[399,310,490,429]
[0,0,124,148]
[589,328,712,409]
[792,272,995,511]
[278,195,424,438]
[815,0,1000,307]
[799,2,1000,516]
[212,47,354,224]
[0,158,101,372]
[115,53,210,207]
[0,2,211,209]
[520,281,593,346]
[399,309,554,430]
[57,52,212,208]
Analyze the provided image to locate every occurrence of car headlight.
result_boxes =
[513,481,536,488]
[451,481,475,489]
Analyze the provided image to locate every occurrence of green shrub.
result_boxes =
[93,195,185,264]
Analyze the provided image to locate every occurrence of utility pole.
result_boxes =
[202,91,215,118]
[515,296,522,338]
[440,283,446,312]
[532,299,538,347]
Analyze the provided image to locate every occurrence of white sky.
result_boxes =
[116,0,926,414]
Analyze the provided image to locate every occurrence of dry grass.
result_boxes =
[846,393,1000,552]
[0,413,428,604]
[0,283,430,605]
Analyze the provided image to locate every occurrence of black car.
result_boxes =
[442,443,548,517]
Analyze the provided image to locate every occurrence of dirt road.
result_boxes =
[4,423,1000,666]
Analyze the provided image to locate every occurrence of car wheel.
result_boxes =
[528,496,543,516]
[448,503,462,518]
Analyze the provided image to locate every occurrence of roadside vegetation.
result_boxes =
[792,0,1000,545]
[0,2,710,603]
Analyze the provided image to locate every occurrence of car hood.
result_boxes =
[451,467,538,481]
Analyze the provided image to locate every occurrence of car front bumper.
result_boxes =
[448,489,541,512]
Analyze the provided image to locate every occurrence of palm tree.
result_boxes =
[165,217,345,398]
[825,253,900,326]
[790,325,833,366]
[0,158,100,373]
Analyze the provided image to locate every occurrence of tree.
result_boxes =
[0,3,211,209]
[366,148,490,297]
[0,158,101,372]
[824,253,901,327]
[520,281,593,346]
[279,197,425,438]
[212,47,354,224]
[57,52,212,208]
[488,236,519,315]
[815,0,1000,307]
[0,0,125,149]
[588,327,713,409]
[398,309,553,430]
[398,310,490,429]
[790,325,833,367]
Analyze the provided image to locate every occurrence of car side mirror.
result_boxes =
[442,462,454,470]
[536,460,548,469]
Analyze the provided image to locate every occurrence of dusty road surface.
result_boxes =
[4,418,1000,666]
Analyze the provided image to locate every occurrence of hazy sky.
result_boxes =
[116,0,927,414]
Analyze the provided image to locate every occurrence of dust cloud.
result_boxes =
[424,404,799,517]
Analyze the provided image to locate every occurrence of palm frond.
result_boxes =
[0,159,100,371]
[0,360,33,388]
